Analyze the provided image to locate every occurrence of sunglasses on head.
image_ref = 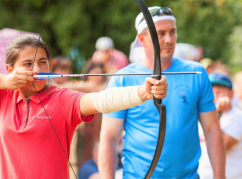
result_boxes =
[139,7,174,25]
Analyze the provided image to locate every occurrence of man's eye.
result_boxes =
[170,31,176,35]
[158,33,164,36]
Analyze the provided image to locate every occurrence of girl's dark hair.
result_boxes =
[6,34,51,67]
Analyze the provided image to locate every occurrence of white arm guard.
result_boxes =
[94,86,145,114]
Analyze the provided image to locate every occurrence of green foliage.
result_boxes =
[227,25,242,74]
[0,0,242,73]
[170,0,239,62]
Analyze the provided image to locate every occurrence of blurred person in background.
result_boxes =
[198,73,242,179]
[92,36,129,73]
[51,56,104,93]
[78,141,100,179]
[199,59,231,77]
[212,61,231,77]
[196,46,205,62]
[78,136,124,179]
[51,56,72,86]
[232,71,242,110]
[81,59,107,91]
[114,131,124,179]
[129,37,145,63]
[173,43,200,61]
[199,58,214,75]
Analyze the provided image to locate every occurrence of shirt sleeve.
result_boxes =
[198,67,216,113]
[222,116,242,141]
[58,89,94,127]
[0,89,6,107]
[0,89,14,109]
[102,76,127,120]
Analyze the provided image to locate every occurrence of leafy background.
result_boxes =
[1,0,242,73]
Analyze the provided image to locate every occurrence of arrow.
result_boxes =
[34,72,202,79]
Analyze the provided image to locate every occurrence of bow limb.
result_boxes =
[135,0,166,178]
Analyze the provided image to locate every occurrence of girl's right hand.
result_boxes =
[3,68,36,90]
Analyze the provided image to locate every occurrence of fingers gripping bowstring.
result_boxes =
[31,0,78,178]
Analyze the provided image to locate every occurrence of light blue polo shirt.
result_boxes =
[104,58,216,179]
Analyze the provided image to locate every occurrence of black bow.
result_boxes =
[135,0,166,178]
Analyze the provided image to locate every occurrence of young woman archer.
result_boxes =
[0,34,168,178]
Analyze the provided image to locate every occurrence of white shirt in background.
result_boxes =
[198,107,242,179]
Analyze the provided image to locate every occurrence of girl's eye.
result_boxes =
[24,63,32,66]
[40,61,47,64]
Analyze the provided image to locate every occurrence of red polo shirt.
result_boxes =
[0,86,94,179]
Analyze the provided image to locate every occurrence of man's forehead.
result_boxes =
[155,20,176,29]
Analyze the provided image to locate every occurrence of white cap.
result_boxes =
[95,36,114,51]
[135,6,176,34]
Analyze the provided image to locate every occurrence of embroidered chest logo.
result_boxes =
[37,116,51,119]
[174,84,192,109]
[180,92,190,106]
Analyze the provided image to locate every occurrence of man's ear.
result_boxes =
[6,65,13,73]
[137,33,147,47]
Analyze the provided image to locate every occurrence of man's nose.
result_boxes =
[164,34,172,43]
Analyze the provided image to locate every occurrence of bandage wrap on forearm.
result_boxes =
[94,86,145,114]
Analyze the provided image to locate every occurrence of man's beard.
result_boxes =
[147,46,173,62]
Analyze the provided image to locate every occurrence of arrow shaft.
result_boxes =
[34,72,201,79]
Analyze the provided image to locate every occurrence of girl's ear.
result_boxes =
[6,65,14,73]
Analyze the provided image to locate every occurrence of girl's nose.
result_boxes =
[32,64,41,72]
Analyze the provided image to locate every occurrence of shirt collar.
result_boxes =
[17,86,57,104]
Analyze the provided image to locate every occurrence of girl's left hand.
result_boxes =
[139,76,168,101]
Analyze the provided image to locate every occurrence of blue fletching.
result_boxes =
[37,72,59,75]
[35,72,61,79]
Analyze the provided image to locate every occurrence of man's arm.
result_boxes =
[199,110,226,179]
[98,116,124,179]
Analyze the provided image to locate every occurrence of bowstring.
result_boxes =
[31,0,78,178]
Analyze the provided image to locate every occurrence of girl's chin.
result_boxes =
[33,79,44,83]
[25,83,46,92]
[34,84,46,91]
